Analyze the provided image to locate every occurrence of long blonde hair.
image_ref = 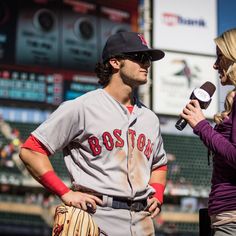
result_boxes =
[214,89,236,124]
[213,29,236,124]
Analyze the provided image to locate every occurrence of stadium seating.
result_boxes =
[0,211,51,236]
[162,134,213,187]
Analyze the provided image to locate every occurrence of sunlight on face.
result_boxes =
[119,59,149,87]
[214,46,234,85]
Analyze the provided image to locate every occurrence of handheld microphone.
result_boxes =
[175,81,216,131]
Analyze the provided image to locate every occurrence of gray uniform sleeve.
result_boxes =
[32,100,83,154]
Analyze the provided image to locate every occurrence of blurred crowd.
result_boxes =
[0,115,29,175]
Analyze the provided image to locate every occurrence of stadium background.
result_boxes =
[0,0,235,235]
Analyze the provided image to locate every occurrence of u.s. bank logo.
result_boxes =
[162,13,206,27]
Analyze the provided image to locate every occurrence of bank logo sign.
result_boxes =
[162,13,206,28]
[153,0,217,55]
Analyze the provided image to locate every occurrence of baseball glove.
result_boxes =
[52,204,101,236]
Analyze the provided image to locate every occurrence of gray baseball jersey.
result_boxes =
[32,88,167,201]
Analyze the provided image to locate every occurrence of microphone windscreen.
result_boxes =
[200,81,216,97]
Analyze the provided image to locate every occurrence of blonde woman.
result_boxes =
[181,28,236,236]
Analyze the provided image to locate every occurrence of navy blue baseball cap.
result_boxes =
[102,31,165,63]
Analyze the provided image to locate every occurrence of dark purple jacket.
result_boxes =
[193,96,236,216]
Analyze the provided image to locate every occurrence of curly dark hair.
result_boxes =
[94,61,113,87]
[95,55,129,87]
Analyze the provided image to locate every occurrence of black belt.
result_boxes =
[76,190,148,212]
[110,197,147,212]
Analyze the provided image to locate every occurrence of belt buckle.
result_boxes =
[130,201,140,212]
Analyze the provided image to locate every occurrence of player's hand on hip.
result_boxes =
[180,99,205,128]
[60,190,103,213]
[146,196,162,218]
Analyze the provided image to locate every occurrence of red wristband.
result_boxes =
[150,183,165,204]
[39,170,70,197]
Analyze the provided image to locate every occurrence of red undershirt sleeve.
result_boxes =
[22,134,51,156]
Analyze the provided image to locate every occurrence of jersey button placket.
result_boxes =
[127,126,135,197]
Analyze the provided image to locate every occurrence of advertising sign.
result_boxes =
[152,52,218,118]
[153,0,217,55]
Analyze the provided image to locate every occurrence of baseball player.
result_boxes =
[19,31,168,236]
